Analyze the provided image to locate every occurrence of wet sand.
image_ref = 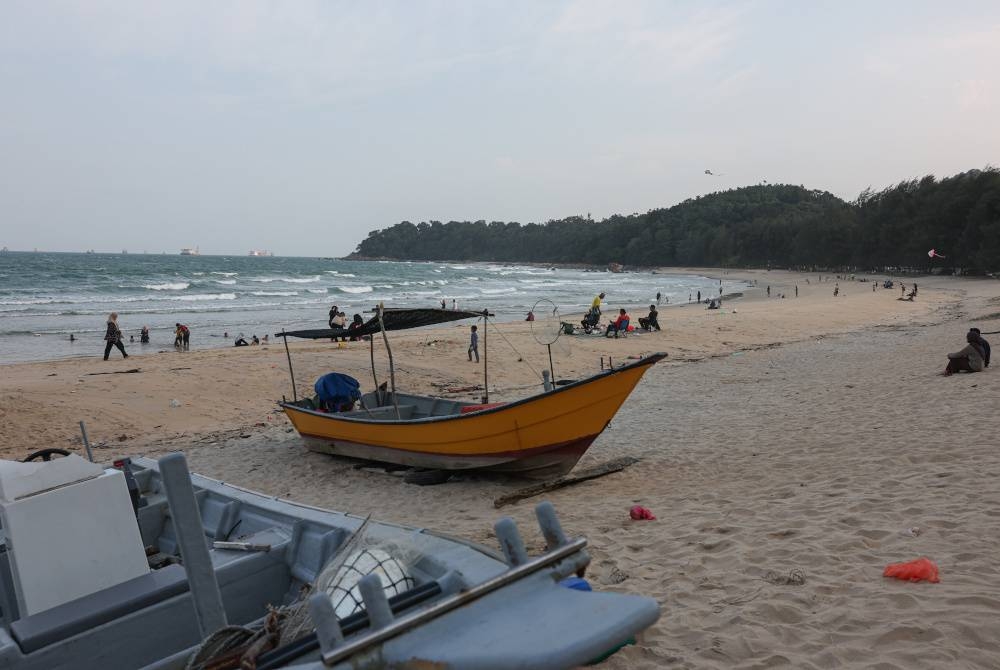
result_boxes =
[2,269,999,668]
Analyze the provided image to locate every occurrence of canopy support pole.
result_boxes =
[547,343,555,388]
[282,331,297,402]
[377,306,400,419]
[482,311,489,404]
[369,335,381,405]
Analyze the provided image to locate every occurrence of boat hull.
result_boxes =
[281,353,666,478]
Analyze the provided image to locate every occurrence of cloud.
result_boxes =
[548,2,746,80]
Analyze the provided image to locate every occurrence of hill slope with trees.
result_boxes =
[349,168,1000,272]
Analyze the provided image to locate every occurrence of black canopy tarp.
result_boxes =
[276,308,485,340]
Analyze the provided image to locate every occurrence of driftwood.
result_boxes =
[493,456,640,508]
[85,368,141,376]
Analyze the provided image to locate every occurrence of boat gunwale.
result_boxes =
[279,351,667,426]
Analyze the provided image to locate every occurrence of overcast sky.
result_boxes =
[1,1,998,257]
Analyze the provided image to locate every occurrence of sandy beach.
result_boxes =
[2,268,999,668]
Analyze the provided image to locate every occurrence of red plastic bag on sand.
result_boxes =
[883,557,940,583]
[629,505,656,521]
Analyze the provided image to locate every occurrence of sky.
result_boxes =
[1,1,998,257]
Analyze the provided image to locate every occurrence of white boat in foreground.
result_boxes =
[0,451,659,669]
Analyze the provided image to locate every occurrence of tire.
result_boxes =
[403,469,452,486]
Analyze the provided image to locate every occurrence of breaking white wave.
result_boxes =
[251,275,321,284]
[339,286,373,294]
[251,291,298,297]
[144,282,190,291]
[168,293,236,301]
[214,279,237,285]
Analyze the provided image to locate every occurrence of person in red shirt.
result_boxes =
[606,308,630,338]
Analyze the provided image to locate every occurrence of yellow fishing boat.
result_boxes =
[276,308,665,479]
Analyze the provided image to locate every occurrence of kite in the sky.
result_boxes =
[928,249,946,259]
[704,169,724,176]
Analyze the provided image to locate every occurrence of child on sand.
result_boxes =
[468,325,479,363]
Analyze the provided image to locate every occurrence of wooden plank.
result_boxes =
[493,456,640,508]
[84,368,142,376]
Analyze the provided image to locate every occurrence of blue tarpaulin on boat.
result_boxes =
[315,373,361,407]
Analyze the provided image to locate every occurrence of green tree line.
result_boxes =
[349,167,1000,272]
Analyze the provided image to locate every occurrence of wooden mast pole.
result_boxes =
[377,305,400,419]
[482,310,489,404]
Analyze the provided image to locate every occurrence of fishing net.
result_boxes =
[187,518,425,669]
[280,518,421,642]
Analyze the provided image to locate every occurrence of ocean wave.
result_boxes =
[306,288,328,294]
[251,275,320,284]
[0,297,60,305]
[251,291,298,297]
[144,282,190,291]
[169,293,237,301]
[324,271,357,277]
[211,272,238,277]
[480,287,518,294]
[214,279,237,285]
[339,286,373,294]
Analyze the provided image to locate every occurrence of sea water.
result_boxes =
[0,252,745,364]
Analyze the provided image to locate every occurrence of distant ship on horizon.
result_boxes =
[180,247,200,256]
[248,249,273,257]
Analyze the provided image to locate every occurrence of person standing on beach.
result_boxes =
[592,292,605,313]
[328,305,339,329]
[795,285,799,298]
[440,299,446,310]
[766,286,770,297]
[103,312,128,360]
[697,290,701,303]
[656,291,661,305]
[468,325,479,363]
[174,323,190,350]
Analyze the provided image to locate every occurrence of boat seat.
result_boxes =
[10,528,291,654]
[340,404,416,420]
[10,564,190,654]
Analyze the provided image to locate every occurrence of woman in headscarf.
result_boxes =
[103,312,128,360]
[943,331,986,375]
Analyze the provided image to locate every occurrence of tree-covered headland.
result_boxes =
[349,168,1000,272]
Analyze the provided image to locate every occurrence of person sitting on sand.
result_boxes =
[234,334,249,347]
[262,334,269,344]
[347,314,364,341]
[943,331,987,375]
[251,334,260,345]
[639,304,660,331]
[970,328,991,368]
[605,308,630,338]
[526,310,535,321]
